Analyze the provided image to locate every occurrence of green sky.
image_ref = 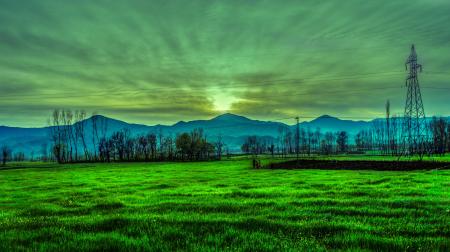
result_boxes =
[0,0,449,127]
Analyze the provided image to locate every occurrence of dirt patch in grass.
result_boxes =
[266,159,450,171]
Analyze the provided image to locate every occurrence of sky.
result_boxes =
[0,0,449,127]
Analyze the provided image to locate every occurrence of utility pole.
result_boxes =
[295,116,300,162]
[401,44,427,159]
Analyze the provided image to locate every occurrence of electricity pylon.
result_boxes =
[401,44,427,158]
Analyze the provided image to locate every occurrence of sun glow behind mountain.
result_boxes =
[211,92,238,112]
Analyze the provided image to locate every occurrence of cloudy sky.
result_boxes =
[0,0,449,127]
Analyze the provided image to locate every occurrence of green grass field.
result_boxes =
[1,160,449,251]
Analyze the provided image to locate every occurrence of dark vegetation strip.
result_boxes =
[267,159,450,170]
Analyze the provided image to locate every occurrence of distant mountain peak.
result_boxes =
[86,114,117,122]
[82,115,149,128]
[173,120,187,127]
[309,115,339,123]
[90,114,108,120]
[317,115,336,119]
[83,115,124,124]
[211,113,251,122]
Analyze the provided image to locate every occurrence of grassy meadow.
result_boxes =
[0,159,449,251]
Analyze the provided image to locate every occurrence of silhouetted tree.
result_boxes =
[162,136,175,160]
[98,137,112,162]
[390,115,400,156]
[176,133,191,161]
[13,152,25,162]
[50,109,65,163]
[75,110,89,160]
[336,131,348,153]
[215,134,224,160]
[268,142,275,157]
[447,122,450,153]
[1,145,11,166]
[429,117,448,155]
[321,132,335,155]
[148,133,157,160]
[313,128,322,154]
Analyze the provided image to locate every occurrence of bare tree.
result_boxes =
[277,126,292,158]
[268,141,275,157]
[91,113,100,161]
[322,132,335,155]
[97,116,109,161]
[49,109,66,163]
[390,115,399,156]
[176,133,191,161]
[137,135,149,161]
[313,127,322,154]
[285,130,293,155]
[125,137,136,161]
[63,110,74,162]
[386,100,391,155]
[98,137,111,162]
[148,133,157,160]
[75,110,89,161]
[306,128,313,156]
[430,117,448,155]
[300,128,307,156]
[215,134,224,160]
[163,136,174,160]
[158,129,164,160]
[13,152,25,162]
[110,129,130,161]
[447,121,450,153]
[1,145,11,166]
[277,126,284,158]
[336,131,348,153]
[372,120,386,154]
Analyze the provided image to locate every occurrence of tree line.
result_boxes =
[240,116,450,158]
[354,116,450,156]
[47,109,223,164]
[1,111,449,166]
[241,129,350,157]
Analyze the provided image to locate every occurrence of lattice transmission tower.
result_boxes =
[401,44,427,157]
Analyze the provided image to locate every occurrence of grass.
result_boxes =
[0,159,449,251]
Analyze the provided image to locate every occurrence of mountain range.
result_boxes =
[0,113,447,156]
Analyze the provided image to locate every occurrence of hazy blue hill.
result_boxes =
[210,113,253,123]
[170,113,286,137]
[298,115,371,134]
[2,113,447,156]
[0,126,49,156]
[80,115,154,135]
[0,126,48,141]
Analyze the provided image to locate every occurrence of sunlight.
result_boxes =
[212,93,236,112]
